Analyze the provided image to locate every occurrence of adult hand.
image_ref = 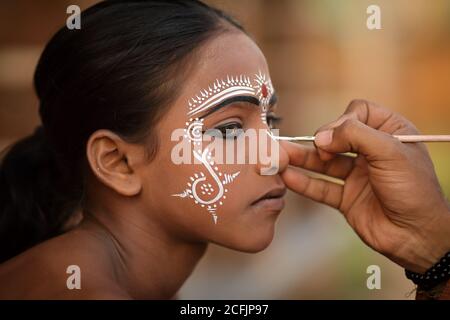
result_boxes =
[281,99,450,273]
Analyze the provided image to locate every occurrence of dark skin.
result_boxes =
[0,31,289,299]
[282,100,450,273]
[0,31,449,299]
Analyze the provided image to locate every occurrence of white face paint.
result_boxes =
[172,71,275,224]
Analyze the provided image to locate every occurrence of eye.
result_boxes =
[266,113,283,129]
[204,121,243,140]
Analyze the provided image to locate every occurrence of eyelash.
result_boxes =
[204,114,283,140]
[204,122,243,140]
[266,113,283,129]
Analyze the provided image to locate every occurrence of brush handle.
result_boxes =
[393,135,450,142]
[271,134,450,143]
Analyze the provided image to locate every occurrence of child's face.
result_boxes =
[140,31,290,252]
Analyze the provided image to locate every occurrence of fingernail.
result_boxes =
[315,130,333,147]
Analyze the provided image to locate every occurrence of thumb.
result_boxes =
[314,119,402,159]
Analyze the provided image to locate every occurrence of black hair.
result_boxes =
[0,0,244,263]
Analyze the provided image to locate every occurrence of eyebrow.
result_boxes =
[198,93,278,119]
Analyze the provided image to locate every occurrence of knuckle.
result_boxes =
[346,99,373,117]
[389,116,420,135]
[347,99,367,111]
[339,118,358,136]
[320,181,331,202]
[404,120,420,134]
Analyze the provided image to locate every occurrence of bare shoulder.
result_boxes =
[0,229,126,299]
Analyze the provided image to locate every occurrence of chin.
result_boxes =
[226,222,277,253]
[241,237,274,253]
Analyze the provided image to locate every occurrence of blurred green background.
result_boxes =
[0,0,448,299]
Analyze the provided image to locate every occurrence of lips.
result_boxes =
[251,187,286,211]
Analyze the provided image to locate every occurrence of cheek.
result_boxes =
[148,129,277,251]
[170,143,243,225]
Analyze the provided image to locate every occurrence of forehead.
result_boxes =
[178,32,271,105]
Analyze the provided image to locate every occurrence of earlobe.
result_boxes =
[86,130,142,196]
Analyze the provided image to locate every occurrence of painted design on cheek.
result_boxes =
[172,147,240,224]
[172,71,274,224]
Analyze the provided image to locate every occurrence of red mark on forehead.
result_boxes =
[261,83,268,98]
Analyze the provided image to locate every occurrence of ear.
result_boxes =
[86,130,143,196]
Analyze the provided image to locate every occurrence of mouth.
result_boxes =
[251,186,286,211]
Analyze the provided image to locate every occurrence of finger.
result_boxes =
[317,149,335,162]
[281,166,343,209]
[281,141,354,179]
[314,112,356,134]
[312,100,395,159]
[314,118,404,160]
[342,100,425,156]
[316,99,419,135]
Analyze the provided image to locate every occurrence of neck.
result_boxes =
[77,201,207,299]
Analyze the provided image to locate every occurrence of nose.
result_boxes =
[255,127,289,176]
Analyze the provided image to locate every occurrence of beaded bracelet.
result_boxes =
[405,251,450,290]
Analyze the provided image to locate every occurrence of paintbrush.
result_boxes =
[267,131,450,143]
